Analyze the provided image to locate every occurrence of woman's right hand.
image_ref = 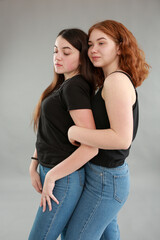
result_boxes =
[29,160,42,194]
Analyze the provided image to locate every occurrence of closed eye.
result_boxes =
[99,42,105,45]
[63,52,71,56]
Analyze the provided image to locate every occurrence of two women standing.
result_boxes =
[29,20,150,240]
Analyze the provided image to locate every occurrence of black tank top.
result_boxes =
[90,71,139,168]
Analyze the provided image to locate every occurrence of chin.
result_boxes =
[55,70,64,74]
[93,62,102,67]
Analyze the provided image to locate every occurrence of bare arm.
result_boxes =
[30,110,98,180]
[68,73,136,150]
[29,148,42,194]
[47,109,98,180]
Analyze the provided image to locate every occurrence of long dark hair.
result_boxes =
[33,28,100,131]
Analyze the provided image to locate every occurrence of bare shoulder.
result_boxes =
[102,72,136,103]
[104,72,133,88]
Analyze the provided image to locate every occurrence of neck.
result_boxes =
[102,59,120,78]
[64,70,80,80]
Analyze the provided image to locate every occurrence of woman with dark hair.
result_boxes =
[28,28,99,240]
[63,20,150,239]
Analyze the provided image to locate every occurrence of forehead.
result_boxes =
[54,35,73,49]
[89,29,110,41]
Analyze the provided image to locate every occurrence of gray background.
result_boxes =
[0,0,160,239]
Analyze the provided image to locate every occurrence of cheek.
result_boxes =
[66,59,79,71]
[88,49,91,59]
[103,46,116,58]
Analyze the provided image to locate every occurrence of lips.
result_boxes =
[91,56,100,61]
[55,63,63,67]
[54,62,62,67]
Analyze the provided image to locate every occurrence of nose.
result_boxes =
[54,51,62,61]
[89,44,98,54]
[53,54,61,65]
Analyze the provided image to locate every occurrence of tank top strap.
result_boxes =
[108,70,136,89]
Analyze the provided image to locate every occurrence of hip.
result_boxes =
[85,162,130,203]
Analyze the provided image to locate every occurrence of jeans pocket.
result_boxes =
[113,170,130,203]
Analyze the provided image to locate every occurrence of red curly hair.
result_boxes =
[88,20,150,87]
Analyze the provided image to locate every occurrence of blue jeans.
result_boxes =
[28,165,85,240]
[64,162,130,240]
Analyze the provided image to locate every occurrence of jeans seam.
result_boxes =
[40,165,51,176]
[78,170,83,187]
[78,173,103,240]
[78,197,102,240]
[43,175,70,240]
[41,165,46,175]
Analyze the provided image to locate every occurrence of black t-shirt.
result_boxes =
[36,75,91,168]
[90,71,139,168]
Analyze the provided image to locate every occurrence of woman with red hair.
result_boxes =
[63,20,150,239]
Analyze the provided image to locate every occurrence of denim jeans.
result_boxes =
[28,164,85,240]
[64,162,130,240]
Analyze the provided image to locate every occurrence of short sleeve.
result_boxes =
[61,75,91,111]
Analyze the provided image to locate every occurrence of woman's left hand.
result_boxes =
[68,126,80,146]
[40,172,59,212]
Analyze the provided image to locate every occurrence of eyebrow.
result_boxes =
[54,45,72,50]
[88,37,107,42]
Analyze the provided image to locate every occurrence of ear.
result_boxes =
[117,43,121,55]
